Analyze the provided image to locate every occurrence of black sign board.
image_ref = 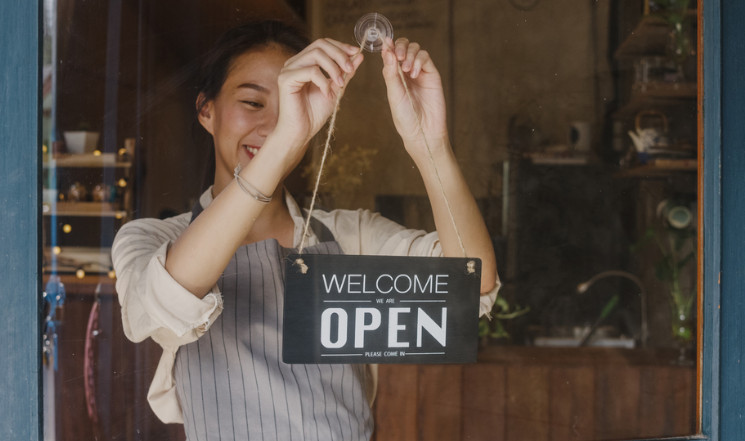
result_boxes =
[283,254,481,364]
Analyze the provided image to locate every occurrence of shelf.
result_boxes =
[41,272,116,296]
[42,202,127,218]
[43,153,131,168]
[44,245,112,268]
[632,80,696,99]
[614,158,697,178]
[614,81,696,119]
[523,152,596,166]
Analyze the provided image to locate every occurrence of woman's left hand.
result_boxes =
[381,39,498,295]
[381,38,448,155]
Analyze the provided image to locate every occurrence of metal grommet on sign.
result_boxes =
[466,260,476,274]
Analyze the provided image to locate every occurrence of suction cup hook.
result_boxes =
[354,12,393,53]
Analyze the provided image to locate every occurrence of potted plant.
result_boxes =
[649,0,696,81]
[478,295,529,347]
[636,198,696,362]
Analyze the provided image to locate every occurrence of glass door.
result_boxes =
[33,0,710,439]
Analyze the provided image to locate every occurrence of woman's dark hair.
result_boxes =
[195,20,310,190]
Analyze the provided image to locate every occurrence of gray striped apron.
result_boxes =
[173,203,373,440]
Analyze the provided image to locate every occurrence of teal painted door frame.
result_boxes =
[0,0,42,440]
[711,0,745,439]
[1,0,743,439]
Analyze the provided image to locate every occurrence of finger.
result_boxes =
[380,36,395,53]
[380,41,401,83]
[394,38,410,62]
[290,38,357,74]
[321,37,361,57]
[311,38,359,72]
[401,42,421,73]
[381,54,409,112]
[335,52,365,90]
[309,47,348,86]
[410,49,432,78]
[287,50,347,87]
[343,52,365,85]
[279,65,334,97]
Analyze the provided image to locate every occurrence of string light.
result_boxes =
[62,224,72,234]
[108,269,116,279]
[117,178,127,188]
[52,246,62,255]
[76,268,85,279]
[93,150,102,156]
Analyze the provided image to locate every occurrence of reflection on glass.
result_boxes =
[41,0,698,440]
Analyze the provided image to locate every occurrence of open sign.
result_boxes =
[282,254,481,364]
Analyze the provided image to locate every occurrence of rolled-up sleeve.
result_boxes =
[479,277,501,317]
[112,216,223,348]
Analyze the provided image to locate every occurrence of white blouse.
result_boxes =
[111,188,500,423]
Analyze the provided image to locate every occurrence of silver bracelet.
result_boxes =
[233,164,272,203]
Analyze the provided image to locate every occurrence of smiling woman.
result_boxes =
[198,46,293,194]
[110,14,496,441]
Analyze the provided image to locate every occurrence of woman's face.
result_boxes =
[198,44,293,189]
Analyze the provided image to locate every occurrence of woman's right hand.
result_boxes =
[273,38,364,153]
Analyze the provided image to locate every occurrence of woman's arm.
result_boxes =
[165,39,364,298]
[112,215,223,344]
[380,38,497,294]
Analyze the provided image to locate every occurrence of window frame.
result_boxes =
[0,0,42,439]
[0,0,742,439]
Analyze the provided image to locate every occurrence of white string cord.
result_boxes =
[392,56,468,258]
[295,41,366,269]
[295,36,470,273]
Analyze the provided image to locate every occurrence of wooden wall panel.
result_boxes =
[639,366,697,437]
[671,366,697,435]
[461,364,506,440]
[373,348,695,441]
[593,367,641,440]
[374,364,419,440]
[505,365,550,441]
[417,365,464,441]
[639,366,673,436]
[549,367,595,441]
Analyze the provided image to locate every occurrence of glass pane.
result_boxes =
[41,0,699,440]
